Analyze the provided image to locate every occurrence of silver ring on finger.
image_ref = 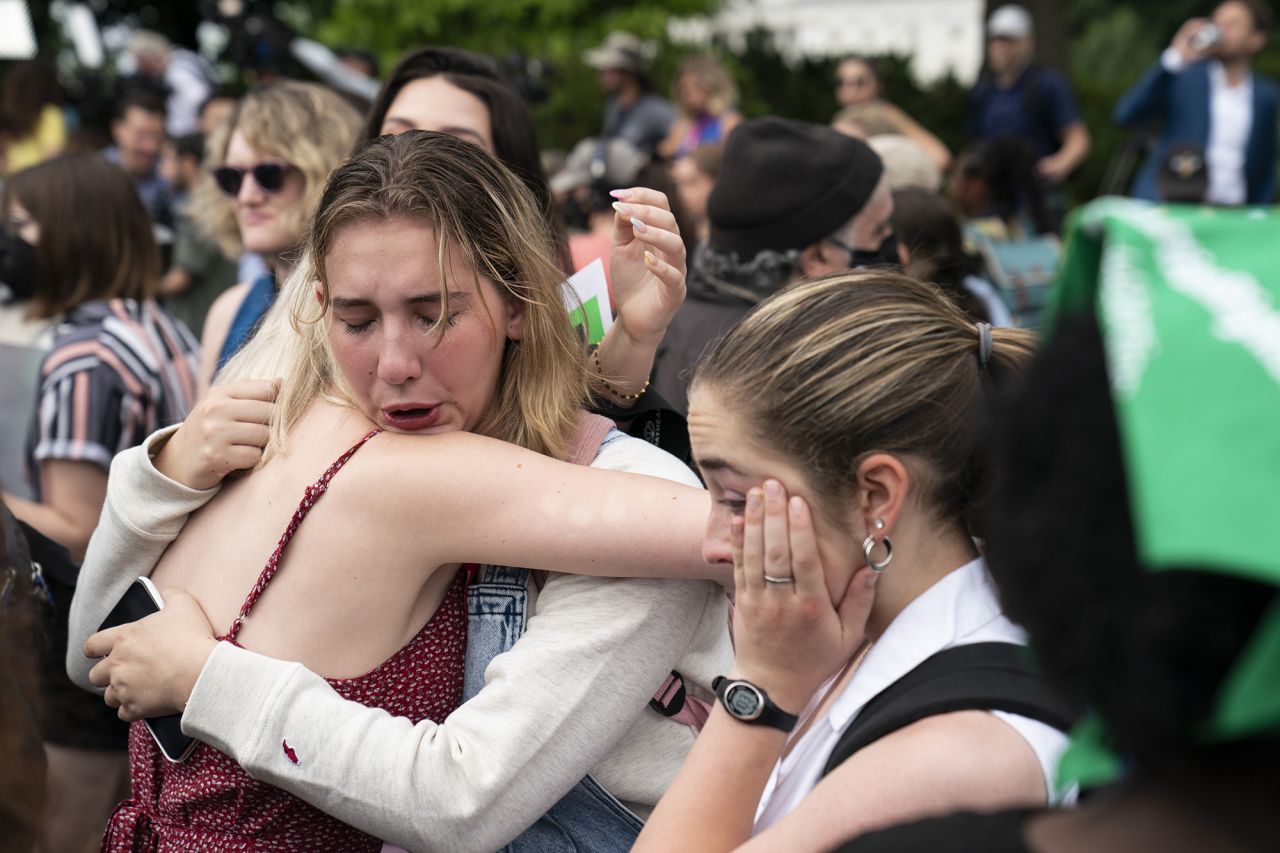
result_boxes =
[763,574,796,585]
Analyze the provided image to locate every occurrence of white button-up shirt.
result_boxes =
[753,557,1070,832]
[1160,49,1254,205]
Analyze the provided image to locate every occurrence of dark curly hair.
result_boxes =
[985,313,1278,775]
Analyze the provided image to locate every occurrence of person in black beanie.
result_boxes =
[652,117,893,415]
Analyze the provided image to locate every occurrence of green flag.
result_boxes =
[1050,199,1280,784]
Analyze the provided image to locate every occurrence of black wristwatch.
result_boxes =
[712,676,799,732]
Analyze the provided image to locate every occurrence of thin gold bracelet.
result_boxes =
[591,346,650,402]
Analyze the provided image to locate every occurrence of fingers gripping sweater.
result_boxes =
[68,426,732,852]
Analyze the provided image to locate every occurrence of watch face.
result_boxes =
[725,683,764,720]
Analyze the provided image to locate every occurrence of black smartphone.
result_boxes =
[98,578,198,762]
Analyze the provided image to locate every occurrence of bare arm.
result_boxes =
[198,281,250,394]
[353,429,715,579]
[880,102,951,171]
[1038,121,1092,184]
[159,267,193,297]
[657,117,692,160]
[4,461,108,563]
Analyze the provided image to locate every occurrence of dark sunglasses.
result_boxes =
[212,162,291,197]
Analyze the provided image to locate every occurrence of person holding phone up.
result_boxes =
[1114,0,1278,205]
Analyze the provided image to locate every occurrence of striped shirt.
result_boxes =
[26,299,200,493]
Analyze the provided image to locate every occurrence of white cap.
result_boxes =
[987,5,1034,39]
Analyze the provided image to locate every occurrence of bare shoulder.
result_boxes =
[201,281,252,348]
[207,281,252,322]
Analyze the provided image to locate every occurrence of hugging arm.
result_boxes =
[66,426,222,691]
[353,429,713,580]
[179,572,718,852]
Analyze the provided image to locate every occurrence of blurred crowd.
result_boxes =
[1,2,1277,852]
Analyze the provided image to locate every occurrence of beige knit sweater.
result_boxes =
[68,426,731,852]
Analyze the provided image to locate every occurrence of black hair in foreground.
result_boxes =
[984,313,1278,778]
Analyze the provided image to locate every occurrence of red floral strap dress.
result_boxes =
[102,429,471,852]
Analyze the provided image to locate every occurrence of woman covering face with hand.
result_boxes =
[633,272,1074,852]
[71,131,729,853]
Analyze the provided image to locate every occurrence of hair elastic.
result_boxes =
[976,322,993,370]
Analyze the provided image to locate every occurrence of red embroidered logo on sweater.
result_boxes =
[282,740,299,764]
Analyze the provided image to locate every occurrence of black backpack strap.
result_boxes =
[821,642,1078,778]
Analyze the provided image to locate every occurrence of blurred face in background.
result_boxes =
[986,36,1034,78]
[222,129,306,256]
[112,105,166,178]
[672,156,714,237]
[678,71,710,113]
[379,76,495,154]
[198,96,237,136]
[835,58,879,107]
[597,67,635,96]
[1213,1,1267,60]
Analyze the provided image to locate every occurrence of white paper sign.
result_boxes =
[563,258,613,346]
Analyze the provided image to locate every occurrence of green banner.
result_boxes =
[1051,200,1280,783]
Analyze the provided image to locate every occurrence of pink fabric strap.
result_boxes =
[651,671,712,730]
[567,411,616,465]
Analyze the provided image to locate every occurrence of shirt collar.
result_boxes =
[827,556,1017,731]
[1209,60,1253,93]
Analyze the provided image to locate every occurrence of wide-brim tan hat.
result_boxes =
[583,32,653,73]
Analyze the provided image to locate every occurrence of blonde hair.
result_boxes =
[674,55,738,117]
[831,102,898,138]
[692,271,1035,532]
[189,81,363,258]
[220,131,589,464]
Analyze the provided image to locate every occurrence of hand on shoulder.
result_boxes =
[155,379,280,490]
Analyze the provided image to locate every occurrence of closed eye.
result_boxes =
[420,313,460,329]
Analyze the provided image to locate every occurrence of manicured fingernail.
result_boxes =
[866,571,879,588]
[747,489,761,511]
[630,216,647,233]
[790,496,804,516]
[612,201,634,216]
[609,188,632,200]
[765,480,782,499]
[644,250,656,267]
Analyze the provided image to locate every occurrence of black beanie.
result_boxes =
[707,117,884,259]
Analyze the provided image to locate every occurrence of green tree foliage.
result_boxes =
[309,0,719,150]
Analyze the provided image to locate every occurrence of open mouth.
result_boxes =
[381,405,444,431]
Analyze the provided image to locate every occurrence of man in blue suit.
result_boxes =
[1115,0,1277,205]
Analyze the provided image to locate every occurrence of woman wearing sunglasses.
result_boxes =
[190,81,363,387]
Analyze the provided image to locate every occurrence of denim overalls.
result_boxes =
[464,429,645,852]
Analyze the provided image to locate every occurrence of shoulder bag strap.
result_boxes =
[821,642,1079,778]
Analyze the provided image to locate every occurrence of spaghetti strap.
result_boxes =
[224,429,382,642]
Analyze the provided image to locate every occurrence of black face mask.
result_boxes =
[0,229,38,303]
[848,233,900,269]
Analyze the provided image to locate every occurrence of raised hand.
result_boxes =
[1171,17,1215,64]
[607,187,687,348]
